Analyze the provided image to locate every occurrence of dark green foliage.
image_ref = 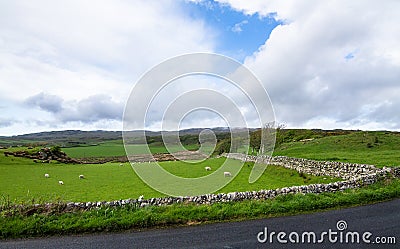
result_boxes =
[250,129,261,154]
[214,138,231,155]
[50,146,62,156]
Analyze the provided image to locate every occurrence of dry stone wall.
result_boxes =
[6,172,386,215]
[2,153,397,215]
[224,153,389,181]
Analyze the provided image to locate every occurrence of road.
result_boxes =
[1,199,399,249]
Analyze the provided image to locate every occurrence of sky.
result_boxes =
[0,0,400,136]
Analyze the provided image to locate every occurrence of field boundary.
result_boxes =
[224,153,397,179]
[2,155,398,216]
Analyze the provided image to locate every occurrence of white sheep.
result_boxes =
[138,195,144,201]
[44,173,49,178]
[224,171,232,177]
[205,166,211,171]
[119,163,123,166]
[58,180,64,185]
[79,174,85,179]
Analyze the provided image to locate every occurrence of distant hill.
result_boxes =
[0,128,236,146]
[2,128,397,150]
[3,130,120,140]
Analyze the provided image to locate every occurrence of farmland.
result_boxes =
[273,130,400,167]
[1,129,399,239]
[62,141,199,158]
[64,130,400,166]
[1,129,399,203]
[0,151,338,203]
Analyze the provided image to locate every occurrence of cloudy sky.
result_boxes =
[1,0,399,136]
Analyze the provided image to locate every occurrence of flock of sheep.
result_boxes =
[204,166,232,177]
[44,163,125,185]
[43,163,232,186]
[44,173,85,185]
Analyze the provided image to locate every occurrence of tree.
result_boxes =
[214,138,231,155]
[250,129,261,154]
[251,122,286,155]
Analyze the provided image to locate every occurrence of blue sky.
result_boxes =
[184,1,281,60]
[0,0,400,135]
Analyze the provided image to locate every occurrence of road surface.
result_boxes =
[1,198,399,249]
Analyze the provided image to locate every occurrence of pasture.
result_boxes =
[1,130,399,239]
[62,131,400,167]
[2,131,398,202]
[273,131,400,167]
[62,141,199,158]
[0,150,338,203]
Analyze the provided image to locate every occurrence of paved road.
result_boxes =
[1,199,399,249]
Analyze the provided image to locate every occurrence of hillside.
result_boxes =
[0,128,234,147]
[274,130,400,167]
[2,128,399,167]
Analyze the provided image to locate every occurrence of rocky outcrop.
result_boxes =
[4,148,79,164]
[4,148,208,164]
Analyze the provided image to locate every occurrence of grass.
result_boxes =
[62,141,199,158]
[1,129,400,239]
[0,151,337,203]
[274,131,400,167]
[62,141,127,158]
[2,130,399,203]
[62,131,400,167]
[1,178,399,239]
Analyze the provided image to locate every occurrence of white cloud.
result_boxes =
[0,0,216,135]
[218,0,400,130]
[2,0,400,135]
[231,20,248,33]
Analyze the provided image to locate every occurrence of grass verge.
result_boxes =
[1,178,399,239]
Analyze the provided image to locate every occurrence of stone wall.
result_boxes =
[384,166,400,178]
[2,153,397,215]
[224,153,389,181]
[5,172,384,215]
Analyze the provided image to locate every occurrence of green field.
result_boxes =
[2,130,398,202]
[62,131,400,167]
[2,178,399,239]
[0,151,338,203]
[62,141,199,158]
[274,131,400,167]
[1,130,400,239]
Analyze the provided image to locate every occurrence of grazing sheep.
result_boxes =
[138,195,144,201]
[205,166,211,171]
[224,171,232,177]
[79,174,85,179]
[44,173,49,178]
[58,180,64,185]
